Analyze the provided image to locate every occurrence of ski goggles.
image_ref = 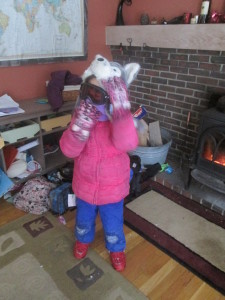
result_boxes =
[79,82,110,105]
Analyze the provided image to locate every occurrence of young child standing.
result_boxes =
[59,55,140,271]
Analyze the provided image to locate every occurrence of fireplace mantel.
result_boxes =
[106,24,225,51]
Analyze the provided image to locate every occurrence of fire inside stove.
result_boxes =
[191,126,225,194]
[202,134,225,166]
[187,101,225,193]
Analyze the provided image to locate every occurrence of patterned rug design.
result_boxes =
[0,213,147,300]
[124,181,225,295]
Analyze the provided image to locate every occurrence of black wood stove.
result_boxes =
[187,107,225,194]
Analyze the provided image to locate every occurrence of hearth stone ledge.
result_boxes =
[150,159,225,216]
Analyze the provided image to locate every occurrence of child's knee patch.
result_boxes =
[105,233,119,244]
[76,225,91,236]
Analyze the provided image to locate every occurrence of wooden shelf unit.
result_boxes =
[0,98,75,183]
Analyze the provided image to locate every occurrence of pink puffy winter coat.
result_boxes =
[59,113,138,205]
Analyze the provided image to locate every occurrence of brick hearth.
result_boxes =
[151,158,225,216]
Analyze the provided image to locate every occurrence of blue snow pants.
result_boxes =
[75,198,126,252]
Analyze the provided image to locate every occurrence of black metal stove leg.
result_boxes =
[180,153,194,190]
[184,167,192,189]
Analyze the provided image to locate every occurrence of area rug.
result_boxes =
[0,212,147,300]
[124,181,225,295]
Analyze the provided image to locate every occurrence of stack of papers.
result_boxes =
[0,94,25,116]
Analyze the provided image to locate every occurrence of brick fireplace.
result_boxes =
[108,44,225,215]
[106,24,225,213]
[110,45,225,162]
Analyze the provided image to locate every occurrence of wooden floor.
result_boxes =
[1,199,224,300]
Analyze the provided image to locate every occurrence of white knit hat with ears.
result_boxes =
[110,61,140,87]
[82,54,114,81]
[82,54,140,86]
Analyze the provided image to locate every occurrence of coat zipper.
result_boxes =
[93,128,100,205]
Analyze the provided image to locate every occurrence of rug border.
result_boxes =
[124,182,225,296]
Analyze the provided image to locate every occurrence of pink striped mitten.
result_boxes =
[101,77,130,118]
[71,98,101,141]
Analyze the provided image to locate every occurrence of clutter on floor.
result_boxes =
[3,162,76,216]
[13,176,56,215]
